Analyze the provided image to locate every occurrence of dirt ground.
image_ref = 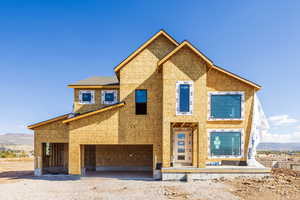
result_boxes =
[0,159,299,200]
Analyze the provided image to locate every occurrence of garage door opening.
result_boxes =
[83,145,153,178]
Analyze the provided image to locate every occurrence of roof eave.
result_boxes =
[27,114,70,130]
[62,102,125,124]
[68,85,120,89]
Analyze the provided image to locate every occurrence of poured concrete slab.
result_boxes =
[83,171,153,180]
[162,166,271,181]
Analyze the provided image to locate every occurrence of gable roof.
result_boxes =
[68,76,119,88]
[157,40,261,90]
[114,29,179,73]
[62,102,125,124]
[158,40,214,67]
[28,113,70,129]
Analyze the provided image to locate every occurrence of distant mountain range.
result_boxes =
[257,143,300,151]
[0,133,33,152]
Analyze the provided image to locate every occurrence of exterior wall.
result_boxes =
[32,33,258,176]
[206,68,255,162]
[68,109,119,174]
[34,119,69,171]
[119,34,177,168]
[73,88,119,114]
[162,46,208,168]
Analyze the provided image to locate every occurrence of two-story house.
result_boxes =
[28,30,270,180]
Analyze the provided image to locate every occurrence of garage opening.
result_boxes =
[83,145,153,178]
[42,143,68,174]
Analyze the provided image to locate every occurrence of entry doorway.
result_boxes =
[42,143,68,174]
[173,130,193,166]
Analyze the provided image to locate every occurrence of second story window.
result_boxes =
[79,90,95,104]
[176,81,193,115]
[101,90,118,105]
[208,92,244,120]
[135,90,147,115]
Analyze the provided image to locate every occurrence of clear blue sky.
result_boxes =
[0,1,299,142]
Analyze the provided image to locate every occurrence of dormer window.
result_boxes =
[79,90,95,104]
[101,90,118,105]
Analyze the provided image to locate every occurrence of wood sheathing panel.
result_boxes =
[73,88,120,114]
[119,34,177,169]
[207,68,255,162]
[95,145,152,167]
[68,108,120,174]
[34,119,69,170]
[162,46,207,168]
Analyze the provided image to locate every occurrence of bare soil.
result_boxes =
[222,168,300,200]
[0,159,299,200]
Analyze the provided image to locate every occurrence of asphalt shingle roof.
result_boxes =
[69,76,119,86]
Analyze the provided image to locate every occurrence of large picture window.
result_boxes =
[208,92,244,120]
[208,129,244,158]
[176,81,193,115]
[135,90,147,115]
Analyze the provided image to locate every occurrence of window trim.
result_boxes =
[79,90,95,104]
[176,81,193,115]
[101,90,118,105]
[207,128,244,159]
[135,89,147,115]
[208,91,245,121]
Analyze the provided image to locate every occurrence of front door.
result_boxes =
[173,130,192,166]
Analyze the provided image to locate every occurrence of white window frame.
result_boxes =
[208,91,245,121]
[101,90,118,105]
[79,90,95,104]
[176,81,193,115]
[207,128,244,159]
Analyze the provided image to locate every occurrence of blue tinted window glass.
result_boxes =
[177,133,185,139]
[82,93,91,102]
[210,132,241,156]
[105,93,114,102]
[179,84,190,112]
[211,94,241,118]
[135,90,147,103]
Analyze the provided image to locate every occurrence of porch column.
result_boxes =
[198,123,206,168]
[192,127,198,167]
[68,143,81,175]
[34,139,42,176]
[162,122,171,168]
